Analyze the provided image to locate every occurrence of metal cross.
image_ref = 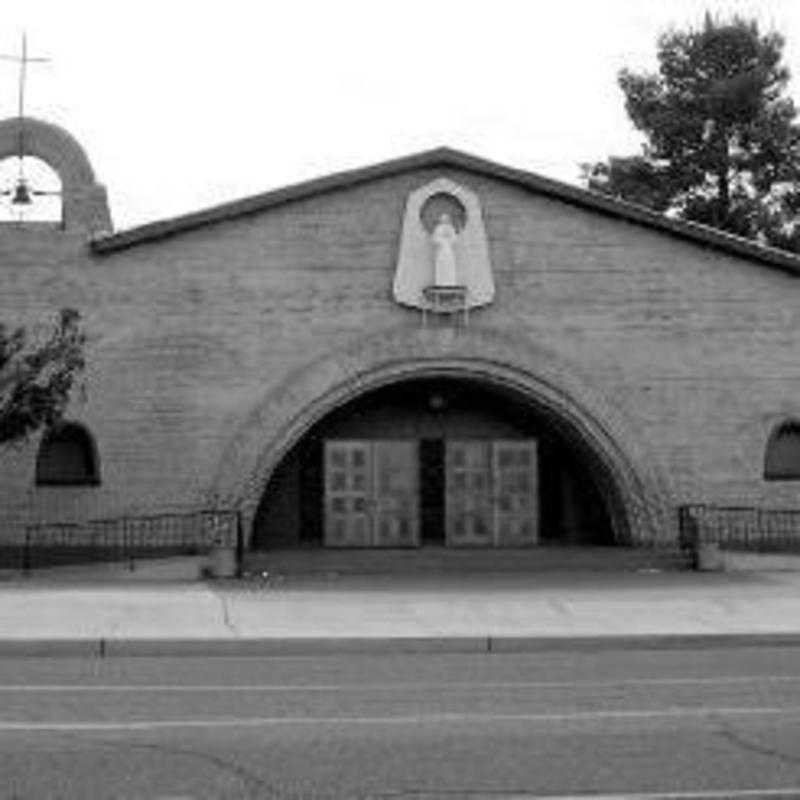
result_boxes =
[0,33,50,122]
[0,34,54,217]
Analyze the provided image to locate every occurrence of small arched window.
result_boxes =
[35,422,100,486]
[764,420,800,481]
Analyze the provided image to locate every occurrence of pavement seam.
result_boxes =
[4,632,800,658]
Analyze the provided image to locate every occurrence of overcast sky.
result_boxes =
[2,0,799,230]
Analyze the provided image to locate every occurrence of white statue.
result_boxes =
[393,178,495,311]
[431,213,459,286]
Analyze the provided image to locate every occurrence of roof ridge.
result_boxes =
[90,146,800,277]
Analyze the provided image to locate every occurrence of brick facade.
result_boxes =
[1,125,798,546]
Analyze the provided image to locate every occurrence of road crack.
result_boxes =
[213,591,239,635]
[713,717,800,766]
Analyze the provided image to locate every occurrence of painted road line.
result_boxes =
[3,675,800,692]
[2,705,800,731]
[530,791,800,799]
[137,791,800,800]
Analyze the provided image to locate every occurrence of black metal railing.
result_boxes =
[2,509,243,574]
[679,504,800,553]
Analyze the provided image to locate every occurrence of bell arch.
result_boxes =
[211,327,675,547]
[0,116,111,234]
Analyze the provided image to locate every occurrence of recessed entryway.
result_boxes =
[252,376,618,553]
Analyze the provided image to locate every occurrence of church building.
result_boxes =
[0,115,799,564]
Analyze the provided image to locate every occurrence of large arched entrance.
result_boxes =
[210,327,672,554]
[251,374,621,550]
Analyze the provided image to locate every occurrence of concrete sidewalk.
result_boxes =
[2,566,800,655]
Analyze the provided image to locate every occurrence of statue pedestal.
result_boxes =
[422,285,469,327]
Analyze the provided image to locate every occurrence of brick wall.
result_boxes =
[1,164,798,544]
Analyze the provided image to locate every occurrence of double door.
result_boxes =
[445,440,539,547]
[323,438,538,548]
[324,440,419,547]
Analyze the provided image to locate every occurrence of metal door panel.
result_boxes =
[323,440,372,547]
[373,440,419,547]
[493,439,538,547]
[445,441,493,547]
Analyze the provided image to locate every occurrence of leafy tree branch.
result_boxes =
[0,308,86,445]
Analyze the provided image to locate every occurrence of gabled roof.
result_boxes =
[91,146,800,276]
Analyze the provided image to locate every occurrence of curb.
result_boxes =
[0,640,101,657]
[3,632,800,657]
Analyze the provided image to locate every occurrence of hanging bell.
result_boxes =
[11,180,32,205]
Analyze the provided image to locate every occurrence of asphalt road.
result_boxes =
[2,646,800,799]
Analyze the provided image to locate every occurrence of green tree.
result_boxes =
[584,13,800,252]
[0,308,86,445]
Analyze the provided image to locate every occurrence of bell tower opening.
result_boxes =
[0,155,62,223]
[0,117,112,236]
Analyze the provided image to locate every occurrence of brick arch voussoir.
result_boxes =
[211,326,675,546]
[0,117,96,190]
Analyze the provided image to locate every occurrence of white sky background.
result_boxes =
[2,0,799,231]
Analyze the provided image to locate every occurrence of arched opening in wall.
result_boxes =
[765,420,800,481]
[35,422,100,486]
[251,376,622,552]
[0,156,62,223]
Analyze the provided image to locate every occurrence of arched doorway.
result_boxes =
[211,327,671,551]
[251,374,621,550]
